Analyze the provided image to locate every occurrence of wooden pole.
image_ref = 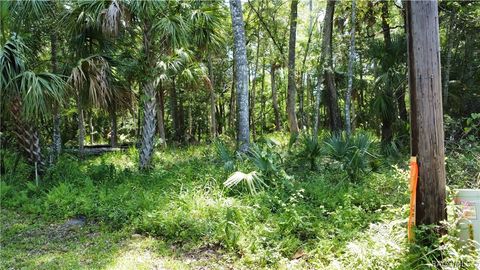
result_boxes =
[406,0,447,227]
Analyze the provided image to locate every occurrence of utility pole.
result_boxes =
[406,0,447,227]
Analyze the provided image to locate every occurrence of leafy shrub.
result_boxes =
[214,140,235,171]
[323,132,378,181]
[299,133,322,170]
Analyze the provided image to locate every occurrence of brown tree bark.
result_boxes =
[406,0,447,228]
[319,0,341,134]
[286,0,299,136]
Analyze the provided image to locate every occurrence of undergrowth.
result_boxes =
[1,132,478,269]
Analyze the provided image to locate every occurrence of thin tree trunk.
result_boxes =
[76,93,85,157]
[178,87,186,142]
[156,84,166,147]
[286,0,300,136]
[109,101,118,147]
[188,100,192,142]
[228,74,236,133]
[89,113,94,145]
[406,0,447,228]
[139,21,157,170]
[271,64,281,131]
[170,77,179,141]
[207,54,218,138]
[251,29,261,140]
[299,0,315,129]
[260,58,266,132]
[345,0,356,136]
[51,33,61,160]
[381,1,394,144]
[442,13,455,107]
[230,0,250,152]
[396,8,408,123]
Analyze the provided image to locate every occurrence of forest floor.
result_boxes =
[1,133,479,269]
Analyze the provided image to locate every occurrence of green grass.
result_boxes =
[1,134,478,269]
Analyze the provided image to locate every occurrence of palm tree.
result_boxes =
[190,0,226,139]
[68,54,123,153]
[1,37,66,170]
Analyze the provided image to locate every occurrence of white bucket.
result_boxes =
[454,189,480,250]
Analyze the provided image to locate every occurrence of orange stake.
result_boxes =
[408,156,418,242]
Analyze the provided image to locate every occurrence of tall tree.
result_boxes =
[406,0,447,228]
[229,0,250,152]
[314,0,341,136]
[442,11,456,107]
[323,0,341,133]
[271,62,281,131]
[380,1,394,145]
[1,37,65,170]
[51,32,62,159]
[345,0,356,136]
[286,0,299,136]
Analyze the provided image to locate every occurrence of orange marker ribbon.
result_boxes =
[408,156,418,242]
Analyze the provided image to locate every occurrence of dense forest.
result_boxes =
[1,0,479,269]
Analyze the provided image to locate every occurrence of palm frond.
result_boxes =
[224,171,266,194]
[68,55,113,108]
[0,36,26,91]
[10,71,67,120]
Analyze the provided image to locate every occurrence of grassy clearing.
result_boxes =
[1,133,478,269]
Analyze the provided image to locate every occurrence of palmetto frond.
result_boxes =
[154,11,190,49]
[100,0,124,37]
[224,171,266,194]
[1,37,66,121]
[0,36,26,90]
[190,3,226,51]
[69,55,112,108]
[10,71,67,120]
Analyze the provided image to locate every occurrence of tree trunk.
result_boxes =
[396,8,408,123]
[89,113,94,145]
[406,0,447,228]
[10,97,44,169]
[51,33,61,160]
[396,79,408,123]
[188,100,192,142]
[207,54,218,138]
[345,0,356,136]
[156,84,166,147]
[299,0,315,129]
[260,58,266,132]
[139,82,157,169]
[381,1,394,144]
[315,0,340,137]
[230,0,250,153]
[228,73,236,133]
[442,12,455,107]
[251,29,261,140]
[139,22,157,170]
[170,77,179,141]
[286,0,300,136]
[178,87,186,142]
[109,101,118,147]
[271,64,281,131]
[76,93,85,157]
